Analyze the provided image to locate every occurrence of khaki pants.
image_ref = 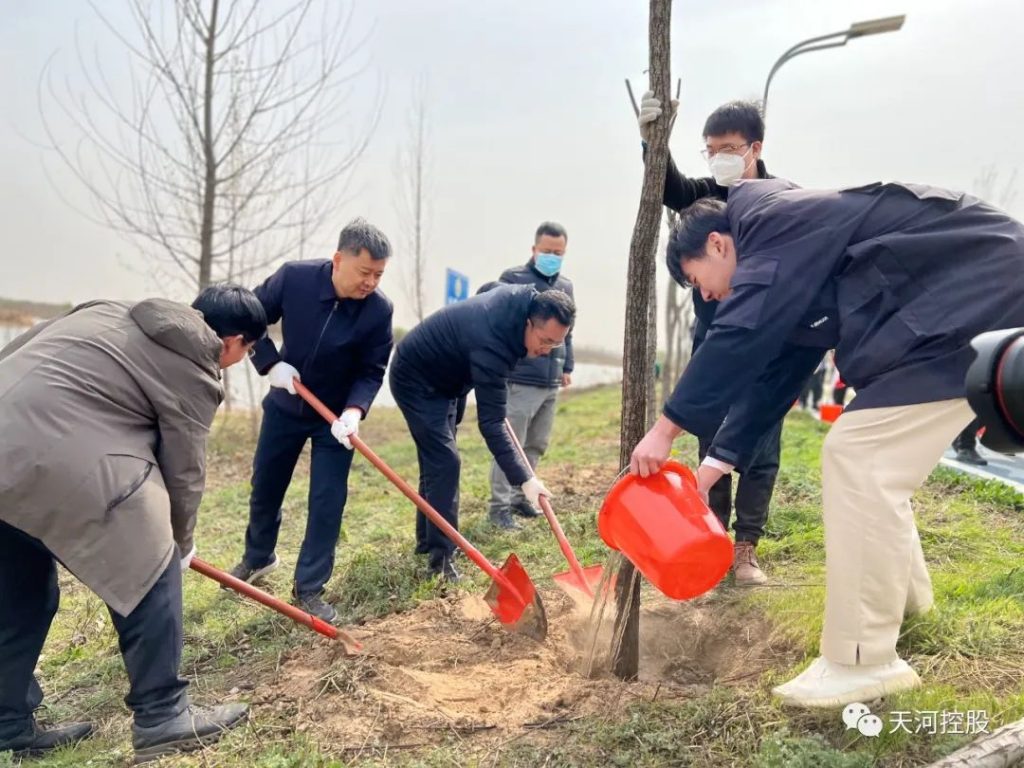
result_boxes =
[820,398,975,665]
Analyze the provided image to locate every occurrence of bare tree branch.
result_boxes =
[40,0,379,291]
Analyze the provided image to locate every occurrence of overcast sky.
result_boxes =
[2,0,1021,350]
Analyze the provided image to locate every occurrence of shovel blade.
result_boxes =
[553,565,612,601]
[484,553,548,641]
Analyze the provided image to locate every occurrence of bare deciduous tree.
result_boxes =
[40,0,379,291]
[974,164,1019,212]
[394,77,431,322]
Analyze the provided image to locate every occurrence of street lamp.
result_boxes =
[762,15,906,115]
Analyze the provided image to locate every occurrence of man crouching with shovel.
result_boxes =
[0,285,265,763]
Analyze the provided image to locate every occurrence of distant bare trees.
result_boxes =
[393,78,431,322]
[41,0,379,291]
[974,165,1018,212]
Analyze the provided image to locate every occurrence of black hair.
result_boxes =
[702,100,765,144]
[337,217,392,260]
[665,198,730,287]
[191,283,268,342]
[528,289,575,328]
[534,221,568,244]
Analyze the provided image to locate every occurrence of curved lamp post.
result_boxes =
[763,15,906,115]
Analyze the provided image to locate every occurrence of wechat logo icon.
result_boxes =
[843,702,884,737]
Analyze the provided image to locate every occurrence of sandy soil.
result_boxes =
[254,583,799,755]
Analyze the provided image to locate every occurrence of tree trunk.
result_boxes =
[612,0,672,681]
[924,717,1024,767]
[198,0,220,290]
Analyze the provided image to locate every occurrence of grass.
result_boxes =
[8,384,1024,767]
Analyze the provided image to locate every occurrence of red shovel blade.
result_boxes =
[553,563,609,600]
[484,553,548,641]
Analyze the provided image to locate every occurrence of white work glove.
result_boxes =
[180,544,196,573]
[330,408,362,450]
[267,361,300,395]
[520,477,553,508]
[637,90,679,142]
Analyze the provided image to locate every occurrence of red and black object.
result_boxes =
[966,328,1024,453]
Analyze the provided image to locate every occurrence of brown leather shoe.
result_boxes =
[733,541,768,586]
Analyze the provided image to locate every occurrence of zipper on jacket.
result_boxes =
[299,300,338,416]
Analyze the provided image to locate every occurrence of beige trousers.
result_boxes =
[820,398,976,665]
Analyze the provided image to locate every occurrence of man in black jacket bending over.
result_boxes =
[390,285,575,580]
[637,96,788,585]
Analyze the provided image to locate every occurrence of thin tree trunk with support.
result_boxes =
[612,0,672,681]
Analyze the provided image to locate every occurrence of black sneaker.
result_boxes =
[222,554,279,589]
[132,703,248,764]
[511,500,542,518]
[0,720,94,756]
[956,448,988,466]
[428,550,461,583]
[293,590,337,624]
[489,507,522,530]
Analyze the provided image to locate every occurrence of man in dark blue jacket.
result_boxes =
[390,284,575,580]
[483,221,575,530]
[227,219,394,623]
[637,98,795,585]
[631,179,1024,708]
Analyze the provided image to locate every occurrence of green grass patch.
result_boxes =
[12,386,1024,767]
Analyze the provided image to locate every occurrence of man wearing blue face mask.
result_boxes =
[481,221,575,530]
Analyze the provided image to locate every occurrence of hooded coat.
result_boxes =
[0,299,223,615]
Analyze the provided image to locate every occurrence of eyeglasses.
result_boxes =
[700,143,750,160]
[529,320,564,350]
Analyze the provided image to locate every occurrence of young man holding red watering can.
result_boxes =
[390,284,575,581]
[227,219,394,624]
[637,97,802,585]
[631,179,1024,708]
[0,286,265,761]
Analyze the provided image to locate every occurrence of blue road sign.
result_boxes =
[445,268,469,305]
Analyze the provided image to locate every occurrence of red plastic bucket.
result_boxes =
[598,461,733,600]
[819,403,843,423]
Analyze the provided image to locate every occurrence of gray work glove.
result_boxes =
[638,90,679,142]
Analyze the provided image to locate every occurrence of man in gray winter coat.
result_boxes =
[0,285,265,763]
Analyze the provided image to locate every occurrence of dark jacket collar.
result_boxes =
[318,261,339,302]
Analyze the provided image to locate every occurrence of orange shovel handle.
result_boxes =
[503,419,594,596]
[189,557,360,650]
[291,380,528,606]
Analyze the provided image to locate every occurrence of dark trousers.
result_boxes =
[0,521,188,738]
[244,398,354,597]
[833,381,849,406]
[390,369,462,557]
[698,418,783,545]
[953,417,982,451]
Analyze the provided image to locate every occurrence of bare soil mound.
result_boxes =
[255,586,799,754]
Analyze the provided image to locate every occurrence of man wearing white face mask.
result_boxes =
[481,221,575,530]
[636,98,798,586]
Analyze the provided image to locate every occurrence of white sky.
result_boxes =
[2,0,1022,351]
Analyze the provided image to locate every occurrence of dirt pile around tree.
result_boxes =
[255,586,799,752]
